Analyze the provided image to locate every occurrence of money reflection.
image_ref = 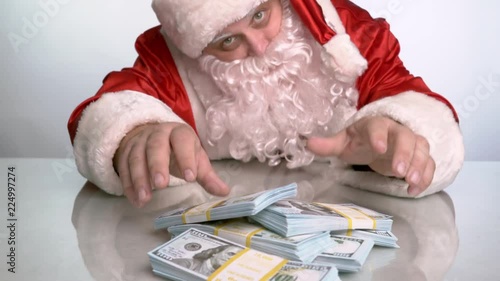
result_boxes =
[72,160,457,281]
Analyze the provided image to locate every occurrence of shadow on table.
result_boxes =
[71,160,458,281]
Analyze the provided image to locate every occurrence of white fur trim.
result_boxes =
[337,91,464,197]
[315,0,346,34]
[152,0,266,58]
[315,0,367,84]
[322,34,368,84]
[73,91,186,195]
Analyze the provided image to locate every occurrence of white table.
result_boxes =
[0,159,498,281]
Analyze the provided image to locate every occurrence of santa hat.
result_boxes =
[152,0,367,83]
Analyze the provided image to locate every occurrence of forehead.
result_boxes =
[215,0,277,35]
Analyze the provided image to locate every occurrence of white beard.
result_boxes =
[197,0,358,168]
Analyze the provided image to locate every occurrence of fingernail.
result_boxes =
[184,169,195,182]
[410,172,420,184]
[377,140,387,153]
[397,162,406,176]
[154,173,164,188]
[408,186,420,197]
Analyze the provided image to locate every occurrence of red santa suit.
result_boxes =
[67,0,464,197]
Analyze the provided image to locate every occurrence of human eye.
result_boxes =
[253,10,265,22]
[219,36,241,51]
[252,9,270,26]
[222,36,235,46]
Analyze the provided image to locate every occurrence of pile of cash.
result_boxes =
[168,218,335,263]
[250,201,393,237]
[149,183,398,280]
[154,183,297,229]
[149,228,341,281]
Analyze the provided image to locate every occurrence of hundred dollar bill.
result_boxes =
[331,229,399,248]
[250,200,393,237]
[168,218,334,263]
[154,183,297,229]
[269,261,341,281]
[313,235,374,272]
[148,228,341,281]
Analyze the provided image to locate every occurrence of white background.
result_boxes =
[0,0,499,160]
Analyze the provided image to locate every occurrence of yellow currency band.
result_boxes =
[205,201,225,221]
[214,221,264,247]
[214,220,234,236]
[330,206,353,229]
[316,203,376,230]
[353,208,378,229]
[181,200,226,224]
[181,206,196,224]
[260,259,289,281]
[207,248,251,281]
[208,248,289,281]
[246,228,264,247]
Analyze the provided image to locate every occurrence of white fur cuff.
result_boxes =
[73,91,186,195]
[342,91,464,197]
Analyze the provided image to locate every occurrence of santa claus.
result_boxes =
[68,0,464,208]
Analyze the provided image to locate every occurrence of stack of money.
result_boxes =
[332,229,399,248]
[250,200,393,237]
[313,234,375,272]
[154,183,297,230]
[167,218,335,263]
[148,228,342,281]
[150,184,401,279]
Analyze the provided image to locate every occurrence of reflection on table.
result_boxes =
[71,160,458,281]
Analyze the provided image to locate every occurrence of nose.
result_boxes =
[246,30,270,57]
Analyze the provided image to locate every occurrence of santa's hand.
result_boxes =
[306,116,435,196]
[113,122,229,208]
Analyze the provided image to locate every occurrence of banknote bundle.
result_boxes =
[154,183,297,230]
[167,218,335,263]
[313,234,375,272]
[148,228,341,281]
[150,184,400,279]
[332,229,399,248]
[250,200,393,237]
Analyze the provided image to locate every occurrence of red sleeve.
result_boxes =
[334,0,459,121]
[67,26,195,143]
